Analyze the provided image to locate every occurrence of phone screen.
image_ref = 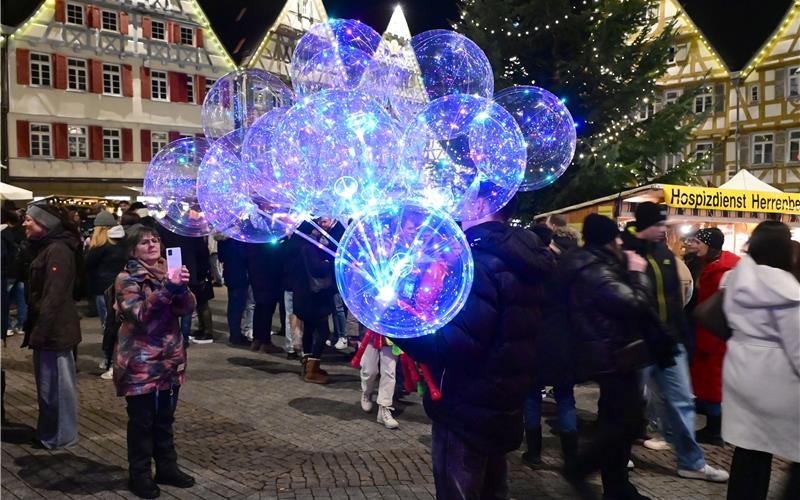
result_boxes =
[166,247,182,279]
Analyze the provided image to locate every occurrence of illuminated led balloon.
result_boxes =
[335,203,474,338]
[494,86,576,191]
[143,137,212,237]
[242,108,290,206]
[411,30,494,101]
[202,69,294,141]
[400,94,525,221]
[198,129,298,243]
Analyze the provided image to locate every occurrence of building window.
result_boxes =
[667,45,677,64]
[103,63,121,95]
[204,78,216,96]
[664,152,683,171]
[29,53,51,87]
[752,133,774,165]
[694,88,713,113]
[103,129,121,160]
[30,123,52,158]
[150,70,168,100]
[101,10,118,31]
[695,142,713,172]
[789,67,800,97]
[68,125,88,159]
[179,26,194,45]
[665,90,681,105]
[66,3,84,25]
[186,76,194,104]
[788,130,800,163]
[151,131,168,157]
[151,20,166,41]
[749,85,760,103]
[67,58,87,91]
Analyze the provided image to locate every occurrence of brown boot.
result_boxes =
[301,355,309,378]
[303,358,328,384]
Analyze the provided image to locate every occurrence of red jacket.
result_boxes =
[690,251,740,403]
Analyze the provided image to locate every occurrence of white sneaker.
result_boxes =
[377,405,399,429]
[627,460,635,469]
[242,329,253,340]
[98,360,108,369]
[643,438,671,451]
[100,367,114,380]
[360,393,373,412]
[334,337,349,350]
[5,329,15,337]
[677,464,729,482]
[325,339,332,347]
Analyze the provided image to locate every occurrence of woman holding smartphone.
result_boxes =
[113,224,196,499]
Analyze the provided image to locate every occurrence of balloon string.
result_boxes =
[291,228,341,261]
[305,219,342,248]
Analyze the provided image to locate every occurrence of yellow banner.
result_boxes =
[662,184,800,215]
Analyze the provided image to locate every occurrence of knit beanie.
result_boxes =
[634,202,668,231]
[26,203,62,232]
[582,213,620,246]
[94,210,116,227]
[694,227,724,250]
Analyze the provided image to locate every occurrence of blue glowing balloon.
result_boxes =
[335,203,474,338]
[198,129,299,243]
[411,30,494,101]
[202,69,294,141]
[400,94,525,221]
[241,108,291,207]
[494,86,576,191]
[143,137,213,237]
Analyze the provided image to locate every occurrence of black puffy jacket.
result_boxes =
[560,245,661,381]
[84,242,128,295]
[392,221,555,454]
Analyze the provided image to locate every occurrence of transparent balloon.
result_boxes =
[242,108,291,207]
[411,30,494,101]
[400,94,525,221]
[143,137,213,237]
[494,86,576,191]
[198,129,298,243]
[202,69,294,141]
[335,203,474,338]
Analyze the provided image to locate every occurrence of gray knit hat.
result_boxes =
[94,211,116,227]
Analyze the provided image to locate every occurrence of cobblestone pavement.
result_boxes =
[1,290,792,499]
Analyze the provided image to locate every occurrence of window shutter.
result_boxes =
[738,134,750,168]
[167,22,177,43]
[89,59,103,93]
[16,49,30,85]
[122,128,133,161]
[195,28,203,48]
[168,131,180,142]
[53,123,69,159]
[90,125,103,160]
[88,7,100,29]
[169,72,184,102]
[55,0,66,22]
[120,12,129,35]
[775,68,786,99]
[775,130,787,164]
[713,83,725,113]
[141,129,152,162]
[122,64,133,97]
[178,73,188,102]
[53,54,67,89]
[196,75,206,103]
[713,144,724,171]
[140,67,150,100]
[142,16,151,38]
[16,121,30,158]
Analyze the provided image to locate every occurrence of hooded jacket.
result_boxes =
[392,221,555,454]
[722,255,800,461]
[550,225,580,256]
[84,241,129,296]
[113,258,196,397]
[24,227,82,351]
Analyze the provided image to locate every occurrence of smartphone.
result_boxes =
[166,247,182,279]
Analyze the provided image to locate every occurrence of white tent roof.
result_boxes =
[0,182,33,201]
[718,169,781,192]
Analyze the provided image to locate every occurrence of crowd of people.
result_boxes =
[1,193,798,500]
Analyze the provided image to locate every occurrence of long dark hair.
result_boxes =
[748,221,793,272]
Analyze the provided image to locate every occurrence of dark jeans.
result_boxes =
[227,287,249,341]
[302,315,330,359]
[252,292,285,342]
[570,373,643,499]
[125,386,180,477]
[727,447,800,500]
[431,421,508,500]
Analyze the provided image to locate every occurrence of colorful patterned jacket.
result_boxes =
[113,258,195,397]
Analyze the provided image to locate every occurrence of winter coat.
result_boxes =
[722,255,800,461]
[246,241,283,302]
[23,228,82,351]
[217,238,249,289]
[1,226,18,281]
[113,258,196,397]
[392,221,555,454]
[561,245,667,381]
[156,227,209,288]
[550,226,580,256]
[689,250,740,403]
[280,234,304,292]
[84,242,128,296]
[292,237,335,321]
[532,247,574,387]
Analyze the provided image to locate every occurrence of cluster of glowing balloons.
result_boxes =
[142,18,576,338]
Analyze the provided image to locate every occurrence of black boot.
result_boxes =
[521,426,542,468]
[152,388,194,488]
[155,465,195,488]
[695,414,724,446]
[126,393,159,498]
[129,474,160,498]
[560,431,579,468]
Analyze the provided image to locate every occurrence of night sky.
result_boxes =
[324,0,460,33]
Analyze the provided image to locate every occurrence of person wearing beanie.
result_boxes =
[622,202,730,482]
[93,210,116,228]
[686,228,740,446]
[560,213,667,499]
[21,203,82,449]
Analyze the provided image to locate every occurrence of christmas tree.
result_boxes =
[456,0,708,217]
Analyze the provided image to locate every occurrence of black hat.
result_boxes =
[531,223,553,247]
[582,213,620,247]
[694,227,724,250]
[634,202,668,231]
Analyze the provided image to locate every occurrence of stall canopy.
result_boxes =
[717,170,781,193]
[0,182,33,201]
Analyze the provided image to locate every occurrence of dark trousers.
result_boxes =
[252,292,285,342]
[431,421,508,500]
[227,287,249,341]
[126,387,180,478]
[571,373,643,499]
[727,447,800,500]
[302,315,330,359]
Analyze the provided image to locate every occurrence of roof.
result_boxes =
[719,169,782,192]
